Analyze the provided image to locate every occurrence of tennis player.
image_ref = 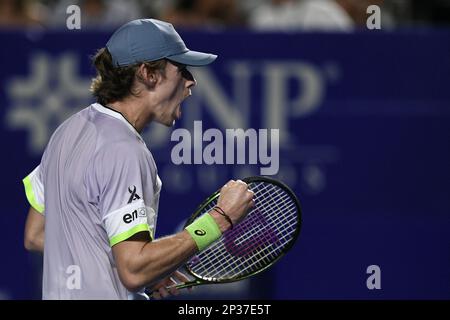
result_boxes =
[22,19,254,300]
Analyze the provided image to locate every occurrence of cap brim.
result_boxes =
[167,50,217,66]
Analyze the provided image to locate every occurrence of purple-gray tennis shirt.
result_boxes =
[23,103,161,299]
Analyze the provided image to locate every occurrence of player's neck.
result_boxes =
[108,97,150,133]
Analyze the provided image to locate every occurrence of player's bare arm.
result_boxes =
[24,207,44,253]
[112,180,254,292]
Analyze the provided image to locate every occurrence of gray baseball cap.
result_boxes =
[106,19,217,67]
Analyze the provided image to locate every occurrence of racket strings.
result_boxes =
[198,197,296,279]
[219,188,295,264]
[192,182,295,276]
[210,195,298,279]
[193,182,295,273]
[188,181,299,281]
[193,182,277,259]
[219,214,299,279]
[219,194,295,258]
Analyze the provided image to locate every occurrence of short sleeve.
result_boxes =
[23,165,45,214]
[87,142,157,247]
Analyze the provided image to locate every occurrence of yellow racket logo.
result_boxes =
[194,229,206,236]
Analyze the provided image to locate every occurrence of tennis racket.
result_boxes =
[150,176,301,293]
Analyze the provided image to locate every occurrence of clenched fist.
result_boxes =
[210,180,254,232]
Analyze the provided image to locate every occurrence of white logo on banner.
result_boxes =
[149,62,341,192]
[5,53,91,155]
[5,53,341,194]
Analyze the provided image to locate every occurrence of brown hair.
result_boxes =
[90,48,167,105]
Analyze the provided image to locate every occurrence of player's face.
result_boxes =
[152,60,196,127]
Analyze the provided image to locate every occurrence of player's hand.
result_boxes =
[150,270,192,299]
[214,180,254,231]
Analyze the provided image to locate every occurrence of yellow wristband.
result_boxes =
[185,213,222,251]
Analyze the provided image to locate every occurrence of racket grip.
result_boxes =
[172,281,199,290]
[146,280,200,298]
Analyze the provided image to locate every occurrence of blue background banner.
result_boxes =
[1,29,449,299]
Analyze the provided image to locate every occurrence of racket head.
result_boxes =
[182,176,302,286]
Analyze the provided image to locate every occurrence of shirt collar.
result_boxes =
[92,103,144,143]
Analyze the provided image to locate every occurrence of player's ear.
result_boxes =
[136,64,158,88]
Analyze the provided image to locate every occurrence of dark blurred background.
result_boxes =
[1,0,449,300]
[0,0,450,30]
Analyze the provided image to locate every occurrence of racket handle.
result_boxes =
[146,279,201,298]
[173,280,201,290]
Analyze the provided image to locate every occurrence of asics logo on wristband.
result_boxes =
[194,229,206,236]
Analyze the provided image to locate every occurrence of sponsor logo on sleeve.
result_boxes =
[123,207,147,224]
[127,185,141,204]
